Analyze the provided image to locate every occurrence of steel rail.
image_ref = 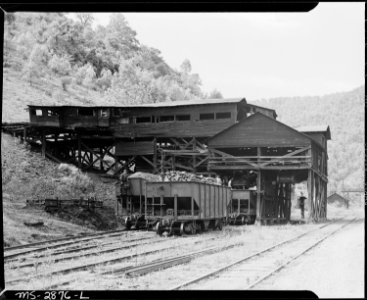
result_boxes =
[4,230,153,260]
[170,220,342,290]
[46,239,243,289]
[6,236,221,287]
[4,229,128,252]
[12,236,165,269]
[124,241,244,277]
[245,218,358,290]
[6,235,156,264]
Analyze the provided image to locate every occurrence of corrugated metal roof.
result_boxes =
[28,98,246,108]
[132,97,246,107]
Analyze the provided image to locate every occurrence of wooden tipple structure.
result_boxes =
[24,97,330,223]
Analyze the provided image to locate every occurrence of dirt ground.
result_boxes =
[256,218,364,298]
[250,205,365,298]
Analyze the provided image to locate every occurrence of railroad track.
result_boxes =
[4,230,154,261]
[6,235,162,269]
[5,232,227,289]
[4,229,128,257]
[45,238,244,289]
[170,218,358,290]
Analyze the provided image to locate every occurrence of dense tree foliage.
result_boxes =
[4,12,208,103]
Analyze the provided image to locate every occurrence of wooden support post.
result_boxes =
[311,171,315,221]
[77,135,81,169]
[256,147,262,224]
[100,147,104,171]
[161,151,165,174]
[174,194,178,219]
[153,138,157,173]
[130,195,133,215]
[20,127,25,143]
[160,196,164,217]
[41,132,46,158]
[324,180,327,220]
[307,169,313,222]
[145,185,148,220]
[255,170,262,223]
[307,169,311,222]
[116,190,118,218]
[191,194,194,217]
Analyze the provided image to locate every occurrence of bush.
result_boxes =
[48,54,72,76]
[74,64,88,85]
[61,76,72,91]
[82,63,96,89]
[95,69,112,91]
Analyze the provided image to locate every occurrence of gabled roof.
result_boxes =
[208,112,313,148]
[296,125,331,140]
[327,193,349,204]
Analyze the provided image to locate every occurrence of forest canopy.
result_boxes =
[4,13,222,104]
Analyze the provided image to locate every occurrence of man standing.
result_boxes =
[119,167,131,211]
[298,192,307,219]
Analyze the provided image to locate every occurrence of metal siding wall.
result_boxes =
[203,184,207,218]
[198,183,202,218]
[212,185,216,218]
[217,186,220,218]
[193,183,200,216]
[209,185,213,217]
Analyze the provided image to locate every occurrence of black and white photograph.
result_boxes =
[1,2,364,297]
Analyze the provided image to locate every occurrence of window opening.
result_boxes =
[216,112,231,119]
[160,115,175,122]
[47,110,59,117]
[136,116,151,123]
[113,108,121,117]
[100,108,109,118]
[78,108,94,116]
[199,113,215,120]
[176,114,191,121]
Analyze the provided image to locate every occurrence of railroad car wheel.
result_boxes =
[179,222,185,236]
[217,220,223,230]
[190,223,197,235]
[202,222,207,232]
[125,218,132,230]
[168,225,174,236]
[125,222,132,230]
[155,222,163,236]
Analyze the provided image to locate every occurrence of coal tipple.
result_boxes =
[24,97,329,227]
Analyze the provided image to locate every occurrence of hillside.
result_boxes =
[2,67,112,122]
[1,133,119,247]
[251,85,365,195]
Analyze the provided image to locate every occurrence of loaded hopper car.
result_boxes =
[117,177,231,235]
